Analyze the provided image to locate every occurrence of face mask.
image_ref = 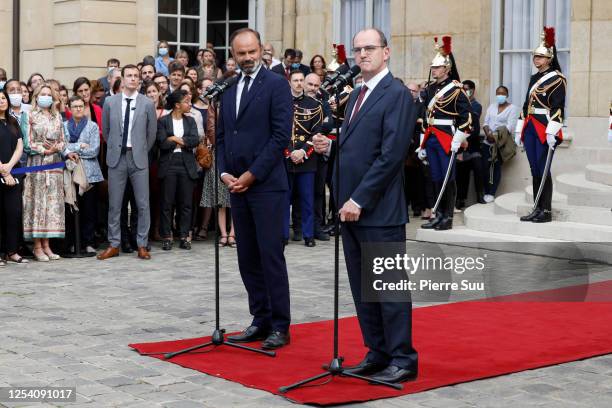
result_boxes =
[37,95,53,108]
[0,81,5,90]
[8,93,22,107]
[496,95,507,105]
[465,89,473,98]
[108,66,116,74]
[159,47,168,56]
[291,63,300,69]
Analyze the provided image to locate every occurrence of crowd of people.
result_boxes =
[0,36,521,266]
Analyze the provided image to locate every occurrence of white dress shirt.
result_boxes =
[172,118,184,153]
[235,64,262,116]
[483,103,519,145]
[121,91,138,147]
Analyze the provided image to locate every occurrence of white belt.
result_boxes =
[430,119,454,126]
[531,108,549,115]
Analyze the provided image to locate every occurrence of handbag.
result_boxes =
[195,142,213,169]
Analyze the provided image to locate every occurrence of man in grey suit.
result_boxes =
[98,64,157,260]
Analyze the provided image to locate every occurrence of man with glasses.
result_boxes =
[313,28,419,384]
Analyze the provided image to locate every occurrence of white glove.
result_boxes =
[417,148,427,160]
[546,133,557,149]
[451,140,461,152]
[608,128,612,143]
[515,119,524,135]
[515,133,522,147]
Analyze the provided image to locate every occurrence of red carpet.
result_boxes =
[130,281,612,405]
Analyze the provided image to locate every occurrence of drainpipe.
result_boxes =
[12,0,20,78]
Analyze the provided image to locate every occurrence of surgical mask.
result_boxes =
[496,95,507,105]
[159,47,168,56]
[108,66,116,74]
[37,95,53,108]
[0,81,5,90]
[465,89,473,98]
[291,63,300,69]
[8,93,22,107]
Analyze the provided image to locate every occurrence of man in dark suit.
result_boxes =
[294,50,312,77]
[271,48,297,80]
[218,28,293,350]
[313,28,419,384]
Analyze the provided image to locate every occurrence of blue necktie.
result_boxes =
[238,75,251,115]
[121,98,132,153]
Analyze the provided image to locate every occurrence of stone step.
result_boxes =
[416,226,612,263]
[524,185,568,204]
[494,192,612,226]
[586,164,612,186]
[464,203,612,242]
[556,172,612,208]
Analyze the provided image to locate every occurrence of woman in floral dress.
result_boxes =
[23,84,66,261]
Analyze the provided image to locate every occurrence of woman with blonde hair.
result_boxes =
[22,84,66,261]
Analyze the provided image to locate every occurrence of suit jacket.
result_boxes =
[336,72,416,227]
[270,63,311,79]
[102,93,157,170]
[156,113,200,180]
[217,67,293,193]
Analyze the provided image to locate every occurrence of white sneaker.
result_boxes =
[484,194,495,203]
[85,246,96,254]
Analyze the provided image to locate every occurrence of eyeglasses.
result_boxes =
[351,45,385,55]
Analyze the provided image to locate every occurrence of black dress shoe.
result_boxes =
[315,231,330,241]
[532,209,552,223]
[227,326,269,343]
[121,243,134,253]
[304,238,316,247]
[520,208,541,222]
[161,240,172,251]
[342,359,388,376]
[262,331,290,350]
[434,216,453,230]
[369,365,418,384]
[179,239,191,250]
[421,213,443,229]
[292,230,303,241]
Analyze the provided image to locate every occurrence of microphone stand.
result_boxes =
[279,84,401,393]
[138,95,275,360]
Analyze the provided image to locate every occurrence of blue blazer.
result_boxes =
[216,67,293,193]
[336,72,416,227]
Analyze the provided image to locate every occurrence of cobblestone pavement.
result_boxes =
[2,218,612,408]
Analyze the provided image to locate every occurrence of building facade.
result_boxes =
[1,0,610,193]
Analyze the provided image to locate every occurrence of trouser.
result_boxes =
[107,151,150,248]
[160,154,196,239]
[0,182,23,255]
[456,155,484,201]
[120,181,137,247]
[524,122,554,211]
[65,184,98,248]
[284,172,315,240]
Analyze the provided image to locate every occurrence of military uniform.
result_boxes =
[515,27,566,223]
[420,36,472,231]
[283,93,326,244]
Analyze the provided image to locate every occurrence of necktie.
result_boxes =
[349,85,368,125]
[285,66,290,79]
[121,98,132,153]
[238,75,251,115]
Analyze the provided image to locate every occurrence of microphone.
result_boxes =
[320,64,350,92]
[200,76,240,101]
[329,65,361,94]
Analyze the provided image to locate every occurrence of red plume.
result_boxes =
[434,36,438,44]
[336,44,347,64]
[544,26,555,48]
[442,36,452,55]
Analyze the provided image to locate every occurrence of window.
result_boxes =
[335,0,391,64]
[491,0,570,111]
[207,0,249,65]
[157,0,254,67]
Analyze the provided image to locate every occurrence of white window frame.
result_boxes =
[332,0,389,64]
[490,0,570,104]
[156,0,258,55]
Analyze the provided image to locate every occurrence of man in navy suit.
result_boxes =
[313,28,419,383]
[218,28,293,350]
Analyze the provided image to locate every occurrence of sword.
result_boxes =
[532,146,554,213]
[432,151,457,214]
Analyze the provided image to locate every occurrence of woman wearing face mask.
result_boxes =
[481,86,519,203]
[155,41,174,77]
[22,85,66,261]
[0,89,26,265]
